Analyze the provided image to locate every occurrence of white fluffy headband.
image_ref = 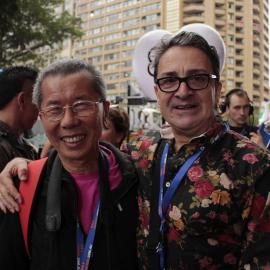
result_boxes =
[132,23,226,100]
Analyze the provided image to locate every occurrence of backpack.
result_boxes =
[19,158,47,256]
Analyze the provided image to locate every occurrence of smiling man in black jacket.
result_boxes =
[0,59,138,270]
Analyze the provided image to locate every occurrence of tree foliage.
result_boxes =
[0,0,82,67]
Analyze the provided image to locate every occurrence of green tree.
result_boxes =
[0,0,82,67]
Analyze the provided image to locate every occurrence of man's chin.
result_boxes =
[238,121,246,126]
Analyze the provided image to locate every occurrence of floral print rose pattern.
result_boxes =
[127,122,270,270]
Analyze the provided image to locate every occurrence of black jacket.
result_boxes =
[0,120,37,171]
[227,123,258,139]
[0,143,138,270]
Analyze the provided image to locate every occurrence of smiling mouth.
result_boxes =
[61,135,85,143]
[174,104,197,110]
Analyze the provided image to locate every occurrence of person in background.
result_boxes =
[159,121,174,139]
[101,106,130,148]
[0,59,138,270]
[1,30,270,269]
[219,88,266,148]
[0,67,39,171]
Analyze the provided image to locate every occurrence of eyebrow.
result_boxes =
[43,100,61,107]
[158,69,210,77]
[43,95,96,106]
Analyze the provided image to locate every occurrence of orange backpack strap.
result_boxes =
[19,158,47,256]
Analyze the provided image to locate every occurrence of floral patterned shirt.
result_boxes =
[127,121,270,270]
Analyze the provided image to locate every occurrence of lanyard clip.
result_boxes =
[155,242,163,253]
[146,241,163,254]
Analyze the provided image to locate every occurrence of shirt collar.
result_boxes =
[169,120,226,152]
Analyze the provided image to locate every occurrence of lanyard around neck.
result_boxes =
[76,150,109,270]
[77,201,100,270]
[158,143,205,269]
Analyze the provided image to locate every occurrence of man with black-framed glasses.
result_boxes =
[127,30,270,269]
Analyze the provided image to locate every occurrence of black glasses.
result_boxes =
[155,74,218,93]
[40,100,103,122]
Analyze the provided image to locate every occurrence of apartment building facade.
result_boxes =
[73,0,269,108]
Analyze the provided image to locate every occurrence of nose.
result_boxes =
[239,107,247,116]
[60,107,79,128]
[174,81,193,98]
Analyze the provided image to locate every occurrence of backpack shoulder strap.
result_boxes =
[19,158,47,257]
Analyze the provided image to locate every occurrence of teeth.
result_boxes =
[176,105,194,109]
[62,136,84,143]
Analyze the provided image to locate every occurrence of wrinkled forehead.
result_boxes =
[157,46,214,76]
[40,72,101,103]
[41,70,94,86]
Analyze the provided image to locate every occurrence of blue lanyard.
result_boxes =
[76,201,100,270]
[158,143,204,269]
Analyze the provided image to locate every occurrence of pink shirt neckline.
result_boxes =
[71,145,122,234]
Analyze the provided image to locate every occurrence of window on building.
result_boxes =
[227,57,234,65]
[227,69,234,77]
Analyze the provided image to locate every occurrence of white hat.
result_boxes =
[132,29,171,100]
[132,24,226,100]
[180,23,226,73]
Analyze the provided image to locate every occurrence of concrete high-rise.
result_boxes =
[74,0,269,108]
[75,0,164,102]
[168,0,269,109]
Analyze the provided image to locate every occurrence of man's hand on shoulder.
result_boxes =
[0,158,30,213]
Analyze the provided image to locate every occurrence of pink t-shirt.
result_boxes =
[71,145,122,234]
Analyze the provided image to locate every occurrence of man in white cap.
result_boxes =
[0,27,270,269]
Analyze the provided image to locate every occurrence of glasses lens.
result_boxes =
[73,101,97,117]
[187,74,209,90]
[42,101,100,121]
[158,77,179,92]
[42,106,63,121]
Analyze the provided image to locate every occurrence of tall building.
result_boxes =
[33,0,76,67]
[74,0,269,108]
[168,0,269,110]
[75,0,163,102]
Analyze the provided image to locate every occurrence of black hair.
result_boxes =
[0,66,38,109]
[109,107,130,136]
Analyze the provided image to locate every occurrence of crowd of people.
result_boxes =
[0,24,270,270]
